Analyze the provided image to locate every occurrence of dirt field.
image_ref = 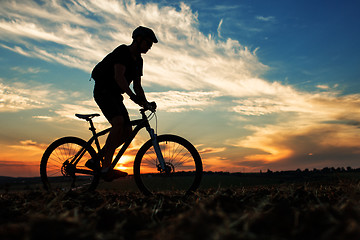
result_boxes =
[1,175,360,240]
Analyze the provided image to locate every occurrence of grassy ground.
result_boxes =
[1,173,360,239]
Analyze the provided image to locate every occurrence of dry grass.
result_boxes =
[1,180,360,240]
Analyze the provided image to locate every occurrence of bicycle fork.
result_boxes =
[147,127,166,172]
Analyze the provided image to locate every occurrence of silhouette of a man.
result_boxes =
[88,26,157,181]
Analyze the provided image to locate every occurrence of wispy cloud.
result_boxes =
[12,139,48,151]
[217,18,223,38]
[46,90,220,123]
[11,66,47,74]
[145,91,220,112]
[0,78,75,112]
[0,0,267,88]
[0,78,48,111]
[256,16,275,22]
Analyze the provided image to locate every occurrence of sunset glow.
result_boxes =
[1,0,360,177]
[114,155,134,175]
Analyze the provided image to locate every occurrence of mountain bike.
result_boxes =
[40,105,203,196]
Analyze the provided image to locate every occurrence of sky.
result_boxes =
[1,0,360,177]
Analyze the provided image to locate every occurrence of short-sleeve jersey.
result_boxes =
[91,45,143,92]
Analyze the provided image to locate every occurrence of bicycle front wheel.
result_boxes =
[40,137,99,192]
[133,134,203,196]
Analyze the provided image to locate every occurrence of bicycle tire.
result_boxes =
[40,136,99,192]
[133,134,202,196]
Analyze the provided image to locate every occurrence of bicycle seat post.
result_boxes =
[87,119,96,134]
[87,119,101,152]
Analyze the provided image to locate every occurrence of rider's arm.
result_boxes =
[133,76,148,104]
[114,63,134,97]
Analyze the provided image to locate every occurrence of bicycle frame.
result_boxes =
[71,109,165,175]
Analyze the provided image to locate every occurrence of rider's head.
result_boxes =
[132,26,158,53]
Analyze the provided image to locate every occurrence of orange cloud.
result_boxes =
[230,123,360,171]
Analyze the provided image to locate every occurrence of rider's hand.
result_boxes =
[146,101,157,111]
[149,101,157,110]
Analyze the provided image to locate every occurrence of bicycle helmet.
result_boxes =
[132,26,158,43]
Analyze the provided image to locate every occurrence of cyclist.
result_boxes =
[86,26,158,181]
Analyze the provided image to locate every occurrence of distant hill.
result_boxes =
[1,167,360,192]
[0,176,41,184]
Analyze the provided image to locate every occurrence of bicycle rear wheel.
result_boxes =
[40,137,99,192]
[133,134,202,196]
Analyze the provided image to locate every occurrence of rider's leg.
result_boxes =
[92,85,131,178]
[102,115,132,169]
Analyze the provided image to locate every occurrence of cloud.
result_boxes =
[217,19,223,38]
[44,90,220,123]
[11,66,47,74]
[53,100,103,122]
[11,139,48,152]
[317,84,329,90]
[0,0,267,90]
[228,88,360,170]
[256,16,276,22]
[0,79,48,111]
[144,91,221,112]
[199,147,226,155]
[0,78,75,112]
[230,123,360,170]
[0,0,269,116]
[1,72,218,119]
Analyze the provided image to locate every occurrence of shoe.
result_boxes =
[85,158,101,171]
[102,169,128,182]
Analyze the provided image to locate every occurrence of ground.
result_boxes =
[1,173,360,239]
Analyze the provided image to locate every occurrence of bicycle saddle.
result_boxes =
[75,113,100,120]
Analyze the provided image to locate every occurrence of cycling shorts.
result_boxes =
[93,84,130,124]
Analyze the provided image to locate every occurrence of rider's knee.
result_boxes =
[111,116,131,135]
[110,116,126,129]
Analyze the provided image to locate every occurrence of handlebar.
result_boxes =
[139,102,157,115]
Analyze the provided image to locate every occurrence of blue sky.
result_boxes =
[1,0,360,176]
[147,0,360,92]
